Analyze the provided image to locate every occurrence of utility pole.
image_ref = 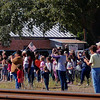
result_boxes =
[83,29,86,41]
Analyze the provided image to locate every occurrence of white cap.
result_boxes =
[96,42,100,46]
[22,50,26,54]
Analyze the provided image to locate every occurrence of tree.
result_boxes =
[0,0,35,46]
[0,0,100,46]
[31,0,100,44]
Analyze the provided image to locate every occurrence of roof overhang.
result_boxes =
[50,39,87,44]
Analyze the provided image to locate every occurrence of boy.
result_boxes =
[42,66,50,90]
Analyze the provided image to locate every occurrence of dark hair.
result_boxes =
[44,66,48,70]
[44,66,49,72]
[7,59,12,64]
[16,50,22,56]
[34,51,39,55]
[83,50,90,60]
[59,49,64,55]
[68,57,71,61]
[31,52,35,60]
[35,54,39,59]
[89,45,97,52]
[46,56,51,62]
[26,50,31,56]
[17,64,22,70]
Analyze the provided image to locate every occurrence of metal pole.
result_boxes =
[83,29,86,41]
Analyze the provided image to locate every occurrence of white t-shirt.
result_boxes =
[23,57,29,69]
[89,53,100,68]
[67,62,73,74]
[46,62,52,72]
[40,61,45,71]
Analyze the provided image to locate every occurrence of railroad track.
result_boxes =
[0,89,100,100]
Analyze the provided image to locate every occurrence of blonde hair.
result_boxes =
[40,56,45,61]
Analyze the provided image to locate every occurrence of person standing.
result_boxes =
[27,51,35,88]
[34,55,41,82]
[11,50,23,89]
[52,58,58,83]
[96,42,100,54]
[17,64,24,89]
[84,45,100,93]
[42,66,50,90]
[52,50,68,91]
[58,50,68,91]
[80,51,91,86]
[7,59,12,81]
[2,58,8,81]
[40,56,45,82]
[67,57,73,84]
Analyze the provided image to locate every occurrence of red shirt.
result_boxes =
[17,70,24,83]
[35,59,41,68]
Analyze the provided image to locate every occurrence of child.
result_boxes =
[46,57,52,72]
[42,66,50,90]
[40,56,45,82]
[17,64,24,89]
[67,57,73,84]
[2,58,8,81]
[52,58,58,83]
[7,59,12,81]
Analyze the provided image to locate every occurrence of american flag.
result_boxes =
[28,42,36,51]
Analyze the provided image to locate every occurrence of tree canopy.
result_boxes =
[0,0,100,46]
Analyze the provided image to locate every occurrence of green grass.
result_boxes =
[0,78,94,93]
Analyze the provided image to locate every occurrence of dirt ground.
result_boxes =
[67,84,94,93]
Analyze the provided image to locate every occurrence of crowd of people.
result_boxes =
[0,42,100,93]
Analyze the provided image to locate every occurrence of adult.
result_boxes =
[11,50,23,89]
[2,51,7,59]
[84,45,100,93]
[52,50,68,91]
[64,44,69,54]
[58,50,68,91]
[96,42,100,54]
[80,51,91,86]
[27,51,35,88]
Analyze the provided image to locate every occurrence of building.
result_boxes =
[0,24,86,52]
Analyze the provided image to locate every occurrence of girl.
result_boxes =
[46,57,52,72]
[2,58,8,81]
[7,59,12,81]
[67,57,73,84]
[40,56,45,82]
[17,64,24,89]
[52,58,58,83]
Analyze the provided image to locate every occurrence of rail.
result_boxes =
[0,89,100,100]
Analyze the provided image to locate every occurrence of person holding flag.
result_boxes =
[28,42,36,52]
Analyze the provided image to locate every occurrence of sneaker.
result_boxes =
[86,84,89,86]
[78,83,81,86]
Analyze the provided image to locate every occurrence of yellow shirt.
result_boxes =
[89,53,100,68]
